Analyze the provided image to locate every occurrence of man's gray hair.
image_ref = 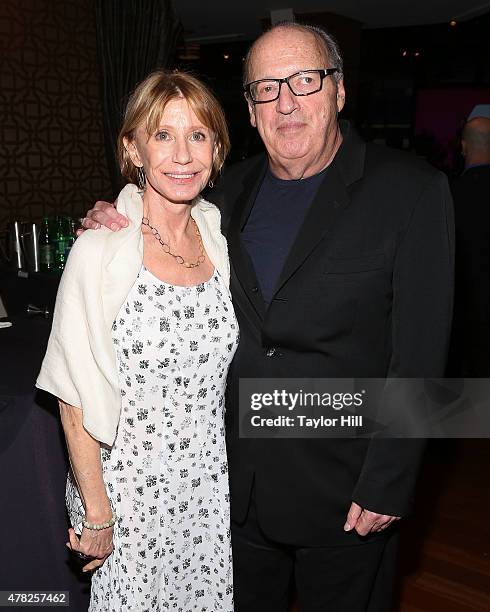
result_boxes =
[243,21,344,88]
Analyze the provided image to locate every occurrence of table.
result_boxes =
[0,312,90,611]
[0,264,60,318]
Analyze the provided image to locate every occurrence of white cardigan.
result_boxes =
[36,184,230,446]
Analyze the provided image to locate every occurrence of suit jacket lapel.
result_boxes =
[227,156,268,319]
[271,122,366,299]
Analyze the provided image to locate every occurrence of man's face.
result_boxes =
[246,28,345,178]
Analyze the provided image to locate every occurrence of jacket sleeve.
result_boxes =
[352,171,455,516]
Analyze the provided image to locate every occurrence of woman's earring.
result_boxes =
[208,179,214,189]
[137,166,146,190]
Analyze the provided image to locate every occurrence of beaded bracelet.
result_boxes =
[82,513,116,531]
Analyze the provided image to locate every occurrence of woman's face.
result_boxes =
[126,97,215,205]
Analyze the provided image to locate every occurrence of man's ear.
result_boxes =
[461,139,467,157]
[336,78,346,114]
[245,93,257,128]
[123,136,143,167]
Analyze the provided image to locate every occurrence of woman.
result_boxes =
[37,70,238,611]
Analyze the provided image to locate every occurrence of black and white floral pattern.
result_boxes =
[66,265,238,611]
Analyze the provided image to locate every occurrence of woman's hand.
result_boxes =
[66,525,114,573]
[58,401,115,572]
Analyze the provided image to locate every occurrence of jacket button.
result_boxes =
[265,347,276,357]
[251,286,259,293]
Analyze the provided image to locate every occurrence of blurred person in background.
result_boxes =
[450,106,490,376]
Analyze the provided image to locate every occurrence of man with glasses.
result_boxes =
[83,21,454,612]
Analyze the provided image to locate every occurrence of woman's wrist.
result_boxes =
[84,500,113,523]
[82,511,116,531]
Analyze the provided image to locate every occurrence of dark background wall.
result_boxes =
[2,3,489,230]
[0,0,112,230]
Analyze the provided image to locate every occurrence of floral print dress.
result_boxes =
[66,265,239,611]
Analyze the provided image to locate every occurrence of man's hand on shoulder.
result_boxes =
[77,201,129,236]
[344,501,400,536]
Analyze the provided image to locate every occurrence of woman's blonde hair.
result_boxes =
[118,70,230,184]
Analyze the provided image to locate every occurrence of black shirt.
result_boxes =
[241,166,327,304]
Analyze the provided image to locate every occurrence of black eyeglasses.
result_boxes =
[244,68,339,104]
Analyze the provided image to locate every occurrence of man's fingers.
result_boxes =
[373,516,400,532]
[345,504,401,536]
[84,211,128,231]
[344,501,363,531]
[360,514,401,535]
[354,510,380,536]
[88,201,128,229]
[80,217,101,230]
[93,200,117,214]
[369,517,390,532]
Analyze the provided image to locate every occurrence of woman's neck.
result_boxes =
[142,189,194,243]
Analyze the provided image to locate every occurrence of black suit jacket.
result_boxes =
[209,122,454,545]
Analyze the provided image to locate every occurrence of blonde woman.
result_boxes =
[37,71,238,611]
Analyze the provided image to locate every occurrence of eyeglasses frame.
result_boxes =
[244,68,340,104]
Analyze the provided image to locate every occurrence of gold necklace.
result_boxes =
[141,217,206,268]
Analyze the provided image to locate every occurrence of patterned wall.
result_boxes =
[0,0,113,230]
